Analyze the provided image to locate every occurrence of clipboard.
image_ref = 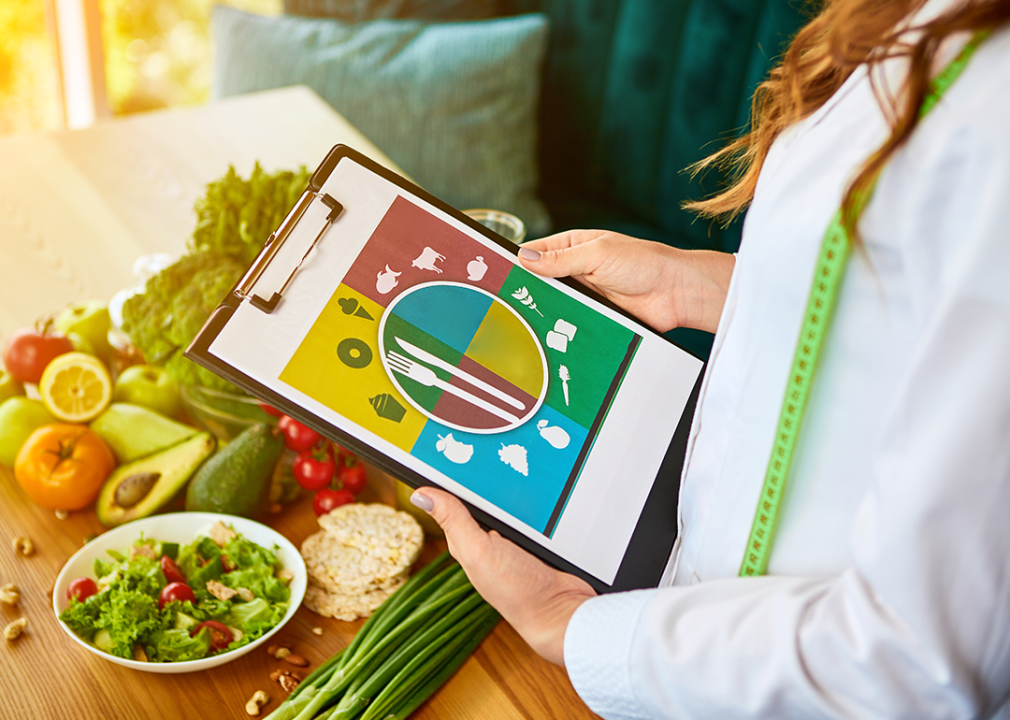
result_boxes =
[186,145,704,593]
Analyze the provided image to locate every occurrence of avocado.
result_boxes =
[90,403,199,463]
[96,432,216,528]
[184,423,285,518]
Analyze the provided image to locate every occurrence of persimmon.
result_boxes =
[14,424,115,510]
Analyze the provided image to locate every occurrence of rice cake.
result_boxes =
[303,581,403,621]
[317,503,423,566]
[300,503,423,597]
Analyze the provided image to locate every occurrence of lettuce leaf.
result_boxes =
[146,626,211,663]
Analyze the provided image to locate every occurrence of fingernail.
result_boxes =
[518,247,541,261]
[410,491,434,513]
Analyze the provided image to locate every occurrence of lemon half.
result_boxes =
[39,352,112,423]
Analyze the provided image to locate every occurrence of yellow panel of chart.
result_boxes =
[279,286,425,452]
[465,300,544,397]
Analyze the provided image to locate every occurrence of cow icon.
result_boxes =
[412,247,445,273]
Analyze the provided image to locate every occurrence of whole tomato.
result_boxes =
[2,326,74,384]
[67,577,99,602]
[159,581,196,610]
[14,424,115,510]
[337,455,367,495]
[293,446,336,491]
[278,415,321,452]
[313,488,355,516]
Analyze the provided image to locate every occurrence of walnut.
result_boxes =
[129,544,156,561]
[278,674,300,694]
[206,579,238,601]
[209,521,236,547]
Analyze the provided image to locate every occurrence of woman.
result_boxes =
[410,0,1010,717]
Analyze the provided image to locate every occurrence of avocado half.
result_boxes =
[96,432,216,528]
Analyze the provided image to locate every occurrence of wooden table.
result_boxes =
[0,87,598,720]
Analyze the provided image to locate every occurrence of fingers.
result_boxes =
[410,487,488,567]
[517,230,611,280]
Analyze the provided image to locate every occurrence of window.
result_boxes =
[0,0,281,136]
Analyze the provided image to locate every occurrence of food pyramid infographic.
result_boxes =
[281,197,639,535]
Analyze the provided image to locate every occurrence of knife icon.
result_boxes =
[394,337,526,412]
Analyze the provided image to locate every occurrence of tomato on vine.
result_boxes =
[278,415,321,452]
[313,488,355,516]
[293,444,336,491]
[337,455,367,495]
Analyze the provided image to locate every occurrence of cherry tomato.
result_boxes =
[2,326,74,384]
[337,456,367,495]
[158,581,196,609]
[220,554,235,573]
[278,415,321,452]
[191,620,233,653]
[67,576,99,602]
[258,401,283,417]
[293,447,336,491]
[313,488,355,516]
[160,555,187,585]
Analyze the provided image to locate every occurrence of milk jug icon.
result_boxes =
[376,265,401,294]
[467,256,488,282]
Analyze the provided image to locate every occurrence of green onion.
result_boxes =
[264,555,498,720]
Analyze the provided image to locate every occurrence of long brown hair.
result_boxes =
[686,0,1010,239]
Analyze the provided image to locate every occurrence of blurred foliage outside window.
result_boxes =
[0,0,61,134]
[0,0,281,136]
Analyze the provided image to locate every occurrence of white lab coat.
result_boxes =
[564,15,1010,720]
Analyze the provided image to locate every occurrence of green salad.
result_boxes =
[59,522,292,663]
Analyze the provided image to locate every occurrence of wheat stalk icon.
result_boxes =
[512,286,544,316]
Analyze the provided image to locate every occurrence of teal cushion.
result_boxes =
[509,0,807,254]
[284,0,500,21]
[212,7,552,237]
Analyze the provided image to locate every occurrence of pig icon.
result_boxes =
[376,265,401,294]
[412,247,445,273]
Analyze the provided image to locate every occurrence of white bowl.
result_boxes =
[53,513,306,674]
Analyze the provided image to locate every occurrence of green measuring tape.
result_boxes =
[739,30,991,578]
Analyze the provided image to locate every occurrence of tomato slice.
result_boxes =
[192,620,233,653]
[67,576,99,602]
[158,581,196,610]
[160,555,187,585]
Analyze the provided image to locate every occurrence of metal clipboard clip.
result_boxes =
[234,190,343,313]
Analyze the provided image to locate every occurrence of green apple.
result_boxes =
[66,331,97,356]
[54,300,113,361]
[0,370,25,405]
[112,364,182,418]
[0,397,56,466]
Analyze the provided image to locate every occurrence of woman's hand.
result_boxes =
[410,487,596,666]
[518,230,735,334]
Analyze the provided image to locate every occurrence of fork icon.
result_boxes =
[386,351,520,424]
